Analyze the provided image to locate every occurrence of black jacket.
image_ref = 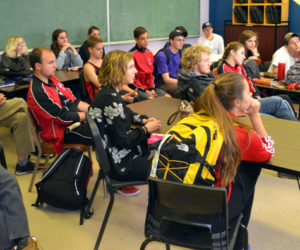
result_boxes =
[0,53,32,77]
[177,69,214,102]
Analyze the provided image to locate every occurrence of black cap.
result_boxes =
[169,30,184,40]
[202,22,213,30]
[284,32,299,45]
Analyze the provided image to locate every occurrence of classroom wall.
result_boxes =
[289,0,300,35]
[209,0,300,39]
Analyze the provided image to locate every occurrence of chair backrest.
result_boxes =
[86,112,111,178]
[145,177,229,249]
[79,68,92,104]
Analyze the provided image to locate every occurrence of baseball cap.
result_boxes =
[169,30,184,40]
[284,32,299,45]
[202,22,213,30]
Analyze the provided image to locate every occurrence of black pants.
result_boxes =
[228,161,262,250]
[110,156,152,182]
[64,121,93,146]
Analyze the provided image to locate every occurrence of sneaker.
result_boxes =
[15,162,43,175]
[117,186,140,197]
[12,236,42,250]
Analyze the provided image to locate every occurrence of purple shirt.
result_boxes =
[154,47,181,86]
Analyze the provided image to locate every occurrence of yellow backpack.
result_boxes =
[151,113,224,186]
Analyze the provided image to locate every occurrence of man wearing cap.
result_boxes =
[197,22,224,55]
[268,32,300,75]
[153,29,184,97]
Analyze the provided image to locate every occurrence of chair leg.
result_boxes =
[94,190,115,250]
[0,143,7,169]
[241,225,249,250]
[28,152,42,192]
[83,169,102,222]
[140,238,156,250]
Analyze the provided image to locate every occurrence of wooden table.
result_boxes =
[129,97,181,134]
[129,97,300,182]
[0,70,79,93]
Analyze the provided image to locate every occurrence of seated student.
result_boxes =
[152,72,274,249]
[197,22,224,55]
[83,36,139,104]
[0,94,36,175]
[82,36,104,103]
[216,41,297,121]
[164,26,191,51]
[129,27,170,99]
[178,44,214,102]
[79,26,106,64]
[154,29,184,97]
[0,36,32,77]
[268,32,300,76]
[27,47,93,153]
[89,50,161,196]
[0,166,39,249]
[239,30,261,79]
[50,29,83,70]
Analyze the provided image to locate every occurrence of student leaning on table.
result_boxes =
[152,72,274,250]
[50,28,83,70]
[216,41,297,121]
[89,50,161,197]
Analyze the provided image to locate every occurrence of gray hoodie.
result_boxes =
[177,69,215,102]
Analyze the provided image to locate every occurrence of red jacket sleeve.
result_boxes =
[235,126,273,162]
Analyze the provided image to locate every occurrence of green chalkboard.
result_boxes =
[109,0,200,42]
[0,0,107,51]
[0,0,200,51]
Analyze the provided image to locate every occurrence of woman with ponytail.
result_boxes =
[194,72,274,249]
[216,42,297,121]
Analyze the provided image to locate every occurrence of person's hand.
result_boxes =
[0,93,7,106]
[250,47,259,57]
[122,92,135,103]
[145,118,161,133]
[244,98,261,116]
[146,90,156,98]
[61,43,73,52]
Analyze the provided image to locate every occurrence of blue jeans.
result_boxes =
[259,96,297,121]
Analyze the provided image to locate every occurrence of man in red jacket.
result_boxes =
[129,27,170,99]
[27,48,92,153]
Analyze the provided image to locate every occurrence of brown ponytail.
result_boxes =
[194,72,249,186]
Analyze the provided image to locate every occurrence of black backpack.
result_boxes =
[33,148,92,210]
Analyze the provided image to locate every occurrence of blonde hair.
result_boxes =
[98,50,133,88]
[194,72,250,186]
[181,44,210,72]
[5,36,28,58]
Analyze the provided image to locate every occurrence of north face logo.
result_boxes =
[176,143,189,152]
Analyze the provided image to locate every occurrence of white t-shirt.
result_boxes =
[268,46,297,75]
[197,33,225,54]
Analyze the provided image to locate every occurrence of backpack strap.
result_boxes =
[150,134,172,177]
